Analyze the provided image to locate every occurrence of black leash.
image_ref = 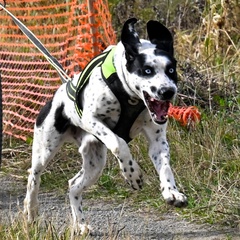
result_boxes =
[0,71,2,167]
[0,3,70,83]
[0,1,6,167]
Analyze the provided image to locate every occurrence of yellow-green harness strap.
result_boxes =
[66,48,115,117]
[101,47,116,80]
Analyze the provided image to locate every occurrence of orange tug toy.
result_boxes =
[168,104,201,127]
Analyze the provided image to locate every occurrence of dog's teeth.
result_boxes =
[162,115,168,120]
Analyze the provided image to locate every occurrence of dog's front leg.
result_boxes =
[143,123,188,207]
[82,117,143,190]
[113,137,144,190]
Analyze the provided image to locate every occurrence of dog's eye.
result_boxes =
[142,67,155,76]
[140,66,155,77]
[169,68,174,74]
[145,68,152,75]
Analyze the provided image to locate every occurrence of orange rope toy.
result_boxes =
[168,104,201,127]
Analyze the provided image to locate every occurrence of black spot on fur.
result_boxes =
[151,86,157,92]
[136,179,142,186]
[54,103,70,133]
[36,100,52,127]
[152,155,157,161]
[96,131,101,136]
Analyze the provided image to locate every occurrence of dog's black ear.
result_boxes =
[147,20,174,55]
[121,18,141,62]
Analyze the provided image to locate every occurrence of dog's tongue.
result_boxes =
[151,99,170,122]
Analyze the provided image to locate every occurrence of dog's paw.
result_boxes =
[74,223,92,236]
[23,198,39,222]
[162,189,188,208]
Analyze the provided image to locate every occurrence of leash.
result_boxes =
[0,1,5,167]
[0,71,2,167]
[0,3,71,83]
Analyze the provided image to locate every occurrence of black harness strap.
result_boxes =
[103,73,145,143]
[66,51,109,117]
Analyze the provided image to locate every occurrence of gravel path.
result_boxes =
[0,174,239,239]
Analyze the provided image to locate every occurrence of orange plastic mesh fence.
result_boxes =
[0,0,116,141]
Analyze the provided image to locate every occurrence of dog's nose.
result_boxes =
[158,87,176,100]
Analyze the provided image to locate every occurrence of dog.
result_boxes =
[24,18,188,234]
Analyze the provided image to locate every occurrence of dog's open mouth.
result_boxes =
[143,91,170,124]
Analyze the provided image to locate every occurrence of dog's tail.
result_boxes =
[0,3,71,83]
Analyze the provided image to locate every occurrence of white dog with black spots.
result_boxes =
[24,18,188,234]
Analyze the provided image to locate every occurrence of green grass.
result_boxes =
[0,213,74,240]
[1,110,239,238]
[168,112,240,225]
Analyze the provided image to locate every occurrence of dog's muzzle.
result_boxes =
[143,88,176,124]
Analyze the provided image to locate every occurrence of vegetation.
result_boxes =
[1,0,240,239]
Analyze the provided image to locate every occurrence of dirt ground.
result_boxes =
[0,174,239,240]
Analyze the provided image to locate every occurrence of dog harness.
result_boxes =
[66,47,145,143]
